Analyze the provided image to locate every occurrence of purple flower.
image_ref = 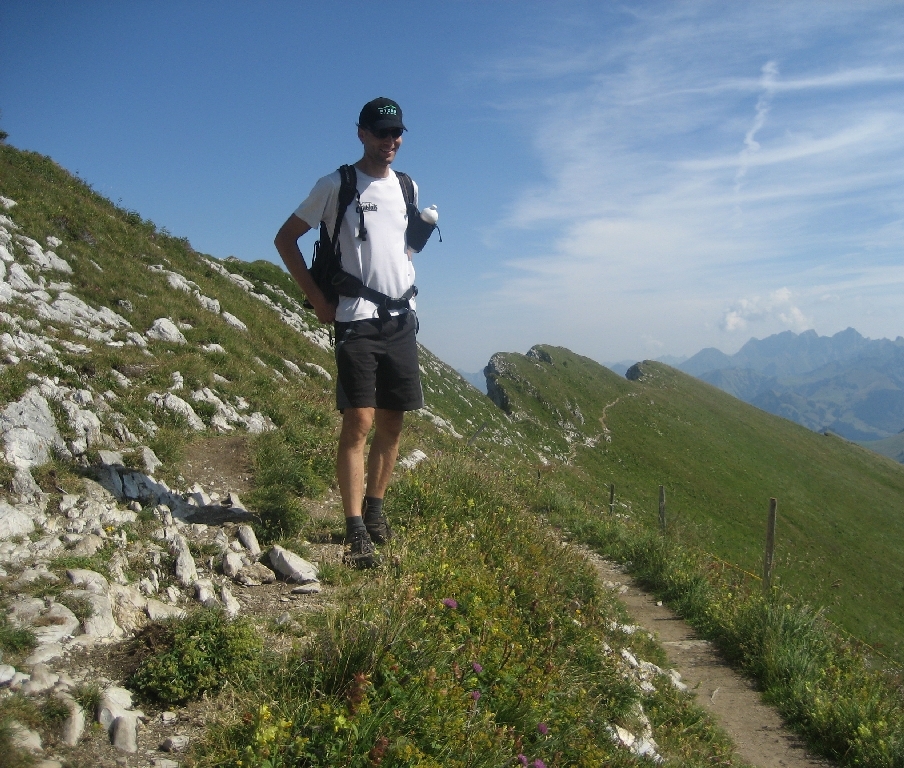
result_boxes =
[470,690,481,701]
[517,756,528,766]
[472,662,483,673]
[442,598,458,609]
[533,761,547,768]
[537,722,549,735]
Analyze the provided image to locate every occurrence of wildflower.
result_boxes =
[537,722,549,735]
[533,760,547,768]
[442,598,458,609]
[517,756,528,766]
[472,662,483,673]
[470,690,481,701]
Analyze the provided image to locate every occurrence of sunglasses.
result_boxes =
[371,127,403,139]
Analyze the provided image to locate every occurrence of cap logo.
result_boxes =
[377,105,397,116]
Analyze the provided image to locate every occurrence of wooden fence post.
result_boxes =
[763,498,777,591]
[608,483,615,515]
[658,485,666,533]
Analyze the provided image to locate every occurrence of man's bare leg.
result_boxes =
[337,407,375,520]
[365,408,405,499]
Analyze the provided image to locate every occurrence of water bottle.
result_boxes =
[406,205,439,253]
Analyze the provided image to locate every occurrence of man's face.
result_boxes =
[359,126,403,167]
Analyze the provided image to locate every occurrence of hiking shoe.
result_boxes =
[343,528,379,569]
[364,510,394,545]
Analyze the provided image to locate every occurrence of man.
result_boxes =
[274,97,424,568]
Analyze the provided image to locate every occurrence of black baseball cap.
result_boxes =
[358,97,407,132]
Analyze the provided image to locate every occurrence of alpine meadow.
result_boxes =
[1,144,903,767]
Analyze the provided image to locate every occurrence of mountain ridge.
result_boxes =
[674,328,904,446]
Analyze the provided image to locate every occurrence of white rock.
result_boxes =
[220,586,240,617]
[0,663,17,685]
[269,545,319,584]
[147,392,205,430]
[146,317,187,344]
[171,534,198,586]
[8,599,80,644]
[236,524,260,557]
[9,721,43,752]
[146,598,186,622]
[303,362,332,381]
[162,734,190,752]
[21,663,59,695]
[222,550,244,578]
[0,501,35,539]
[58,694,86,746]
[23,642,64,666]
[109,584,148,634]
[195,292,220,313]
[0,387,67,469]
[291,583,322,595]
[111,712,139,752]
[66,568,109,595]
[194,579,219,608]
[66,589,122,639]
[110,369,131,388]
[221,311,247,331]
[399,448,428,470]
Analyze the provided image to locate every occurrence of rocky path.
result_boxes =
[589,554,836,768]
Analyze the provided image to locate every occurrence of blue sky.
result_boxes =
[2,1,903,373]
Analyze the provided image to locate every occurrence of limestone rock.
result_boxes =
[0,387,66,468]
[236,524,261,556]
[222,550,244,578]
[0,501,34,538]
[171,534,198,586]
[8,721,43,752]
[269,545,319,584]
[8,598,80,644]
[111,712,139,752]
[145,599,185,622]
[66,568,109,595]
[58,694,86,746]
[146,317,187,344]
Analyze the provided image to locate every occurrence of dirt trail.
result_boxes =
[588,554,836,768]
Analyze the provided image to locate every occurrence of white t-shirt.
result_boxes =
[294,168,418,322]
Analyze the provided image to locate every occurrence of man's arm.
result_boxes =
[274,214,336,324]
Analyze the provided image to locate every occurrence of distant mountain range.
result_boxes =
[670,329,904,455]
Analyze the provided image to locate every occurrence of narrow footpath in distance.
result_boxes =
[587,554,836,768]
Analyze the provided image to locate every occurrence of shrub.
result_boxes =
[0,613,36,657]
[129,609,262,705]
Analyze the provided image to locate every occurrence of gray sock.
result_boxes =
[363,496,384,521]
[345,516,366,535]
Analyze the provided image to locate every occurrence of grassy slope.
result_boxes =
[486,346,904,661]
[1,146,753,766]
[860,432,904,464]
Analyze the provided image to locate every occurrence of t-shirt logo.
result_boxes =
[360,202,378,212]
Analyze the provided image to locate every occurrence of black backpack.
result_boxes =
[305,164,419,321]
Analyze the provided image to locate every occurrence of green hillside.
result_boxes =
[860,432,904,464]
[486,346,904,660]
[2,144,901,766]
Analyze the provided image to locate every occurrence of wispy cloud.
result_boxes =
[467,1,904,360]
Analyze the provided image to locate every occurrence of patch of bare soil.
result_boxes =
[179,434,254,498]
[586,552,837,768]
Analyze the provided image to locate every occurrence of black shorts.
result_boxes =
[334,312,424,411]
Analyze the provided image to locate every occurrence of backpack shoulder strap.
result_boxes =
[394,170,415,209]
[332,164,358,246]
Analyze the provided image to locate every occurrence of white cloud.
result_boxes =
[465,2,904,362]
[721,288,811,333]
